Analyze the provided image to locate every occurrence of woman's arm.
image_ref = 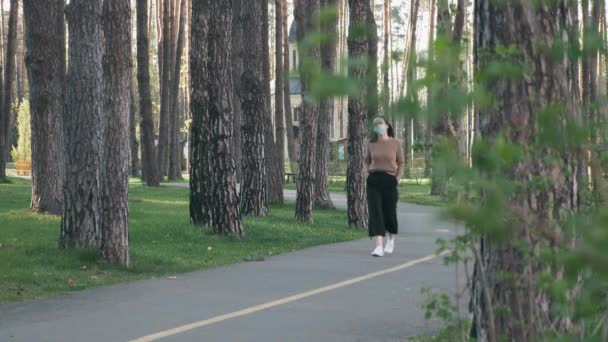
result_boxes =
[396,141,405,179]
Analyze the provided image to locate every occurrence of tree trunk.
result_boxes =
[23,0,65,214]
[0,0,19,176]
[168,0,186,180]
[100,0,131,266]
[264,0,284,204]
[315,0,336,209]
[129,75,140,177]
[61,0,104,249]
[381,0,390,115]
[232,0,242,182]
[157,0,172,178]
[283,0,296,173]
[366,3,378,120]
[137,0,161,186]
[403,0,420,179]
[294,0,321,223]
[423,0,436,179]
[190,0,243,236]
[346,0,371,228]
[275,0,286,195]
[130,76,140,177]
[189,0,213,226]
[471,1,580,339]
[0,1,4,178]
[239,0,269,216]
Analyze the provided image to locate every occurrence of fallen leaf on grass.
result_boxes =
[67,278,77,286]
[81,266,88,271]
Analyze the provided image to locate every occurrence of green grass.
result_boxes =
[0,178,364,304]
[284,178,445,207]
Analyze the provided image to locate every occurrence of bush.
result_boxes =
[10,100,31,162]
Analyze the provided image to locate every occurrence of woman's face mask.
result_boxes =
[374,123,387,135]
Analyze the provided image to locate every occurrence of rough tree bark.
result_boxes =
[137,0,161,186]
[275,0,286,195]
[23,0,65,214]
[208,0,243,235]
[294,0,321,223]
[264,0,284,204]
[315,0,336,209]
[471,1,580,340]
[239,0,269,216]
[189,0,213,226]
[190,0,243,236]
[129,76,139,177]
[168,0,186,180]
[0,0,19,177]
[157,0,172,177]
[346,0,371,228]
[232,0,242,182]
[100,0,131,266]
[365,2,378,120]
[283,0,296,173]
[61,0,104,249]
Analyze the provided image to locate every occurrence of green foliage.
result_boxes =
[10,100,31,162]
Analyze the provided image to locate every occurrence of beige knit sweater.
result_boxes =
[365,137,405,177]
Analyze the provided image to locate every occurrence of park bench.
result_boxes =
[284,172,297,184]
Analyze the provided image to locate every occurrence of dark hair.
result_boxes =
[370,116,395,142]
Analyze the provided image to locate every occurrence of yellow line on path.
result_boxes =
[129,251,447,342]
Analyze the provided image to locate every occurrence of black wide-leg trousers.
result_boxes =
[367,172,399,237]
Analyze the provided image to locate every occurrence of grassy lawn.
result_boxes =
[0,178,364,304]
[285,178,445,207]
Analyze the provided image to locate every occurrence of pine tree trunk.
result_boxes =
[239,0,269,217]
[208,0,243,235]
[315,0,336,209]
[130,77,139,177]
[283,0,296,173]
[137,0,161,186]
[402,0,420,179]
[0,1,4,178]
[23,0,65,214]
[232,0,242,182]
[275,0,286,194]
[366,3,378,120]
[191,0,243,236]
[61,0,104,249]
[471,1,580,339]
[0,0,19,176]
[157,0,172,178]
[168,0,186,180]
[381,0,390,115]
[263,0,284,204]
[189,0,213,226]
[294,0,321,223]
[346,0,371,228]
[423,0,436,178]
[100,0,131,266]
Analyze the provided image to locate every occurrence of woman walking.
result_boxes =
[365,117,404,257]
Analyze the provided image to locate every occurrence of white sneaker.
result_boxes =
[371,246,384,257]
[385,239,395,254]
